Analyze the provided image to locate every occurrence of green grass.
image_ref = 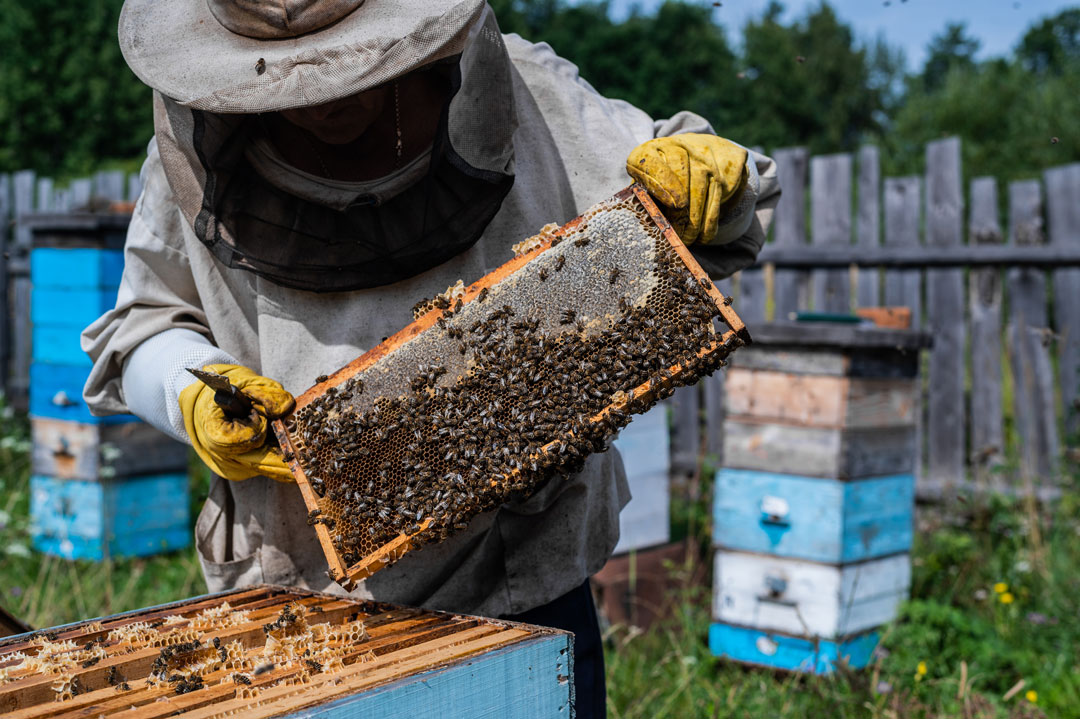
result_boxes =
[1,401,1077,718]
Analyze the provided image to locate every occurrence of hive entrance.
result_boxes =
[274,185,751,588]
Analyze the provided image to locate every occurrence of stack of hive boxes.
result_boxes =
[710,322,929,672]
[26,214,190,561]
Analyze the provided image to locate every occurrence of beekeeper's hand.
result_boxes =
[627,134,749,246]
[179,364,296,482]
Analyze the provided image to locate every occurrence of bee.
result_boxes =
[609,267,621,284]
[573,238,590,248]
[255,58,266,75]
[538,268,548,282]
[554,255,566,271]
[233,673,253,685]
[304,658,323,673]
[81,656,102,668]
[316,375,328,384]
[560,309,576,325]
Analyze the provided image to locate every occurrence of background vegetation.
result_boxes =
[1,0,1077,183]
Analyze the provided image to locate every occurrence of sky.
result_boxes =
[605,0,1077,69]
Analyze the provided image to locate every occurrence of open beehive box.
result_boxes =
[0,587,571,719]
[273,184,751,589]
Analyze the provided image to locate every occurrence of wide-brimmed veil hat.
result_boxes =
[119,0,488,113]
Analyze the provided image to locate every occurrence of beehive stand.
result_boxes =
[0,586,572,719]
[274,184,750,589]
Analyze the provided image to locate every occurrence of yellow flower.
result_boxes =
[914,660,928,681]
[1026,690,1038,704]
[999,592,1015,604]
[993,582,1009,594]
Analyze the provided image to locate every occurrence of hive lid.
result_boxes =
[273,184,751,589]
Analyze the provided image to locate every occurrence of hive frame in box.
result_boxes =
[0,585,571,719]
[273,184,751,590]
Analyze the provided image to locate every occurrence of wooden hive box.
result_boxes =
[274,185,750,589]
[710,321,930,672]
[0,586,572,719]
[26,215,191,560]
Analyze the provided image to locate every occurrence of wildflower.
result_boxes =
[1026,690,1038,703]
[993,582,1009,594]
[999,592,1015,604]
[915,660,928,681]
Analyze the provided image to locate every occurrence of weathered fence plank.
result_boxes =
[1046,163,1080,437]
[736,270,766,324]
[882,177,922,325]
[127,172,143,204]
[70,177,93,209]
[95,170,126,204]
[1007,180,1058,483]
[703,371,725,461]
[772,147,810,319]
[855,146,881,308]
[669,385,700,476]
[968,177,1004,487]
[811,154,852,313]
[11,170,36,408]
[36,178,54,212]
[925,138,965,492]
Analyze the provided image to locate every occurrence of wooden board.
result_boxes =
[855,146,881,309]
[712,469,914,563]
[772,147,811,319]
[925,138,966,491]
[967,177,1005,486]
[882,176,922,326]
[31,417,187,481]
[30,248,123,290]
[708,623,879,673]
[668,384,700,476]
[29,363,139,425]
[729,345,920,379]
[1007,180,1059,482]
[713,550,910,638]
[611,401,671,554]
[724,369,917,428]
[721,421,917,479]
[810,154,852,314]
[29,473,190,560]
[31,289,118,328]
[0,586,571,719]
[32,327,92,366]
[1046,164,1080,437]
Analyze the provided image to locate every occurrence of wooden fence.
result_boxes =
[669,138,1080,498]
[3,137,1080,497]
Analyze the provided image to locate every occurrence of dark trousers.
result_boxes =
[503,581,607,719]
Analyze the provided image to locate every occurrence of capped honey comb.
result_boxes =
[0,587,566,718]
[273,184,751,589]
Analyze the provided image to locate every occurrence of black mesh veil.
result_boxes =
[155,9,517,292]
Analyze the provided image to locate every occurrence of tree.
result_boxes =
[0,0,153,177]
[921,23,980,92]
[1017,8,1080,75]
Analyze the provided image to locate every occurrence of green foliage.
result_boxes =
[1018,8,1080,75]
[0,0,153,178]
[921,22,981,92]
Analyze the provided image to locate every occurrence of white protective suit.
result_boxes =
[83,11,780,616]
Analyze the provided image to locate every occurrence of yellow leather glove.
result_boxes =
[179,364,296,482]
[627,134,749,246]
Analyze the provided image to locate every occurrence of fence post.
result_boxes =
[810,153,852,314]
[71,177,93,209]
[1046,163,1080,438]
[95,170,126,204]
[772,147,810,319]
[925,138,966,494]
[968,177,1005,489]
[1007,180,1058,487]
[855,146,881,308]
[668,386,700,477]
[127,172,143,204]
[10,170,36,409]
[883,177,922,326]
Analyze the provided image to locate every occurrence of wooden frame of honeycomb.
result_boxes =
[273,184,751,590]
[0,586,568,718]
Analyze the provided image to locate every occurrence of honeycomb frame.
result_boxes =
[272,184,751,589]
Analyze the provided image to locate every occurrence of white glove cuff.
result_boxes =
[121,328,238,444]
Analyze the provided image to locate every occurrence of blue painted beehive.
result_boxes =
[710,322,929,673]
[25,214,190,560]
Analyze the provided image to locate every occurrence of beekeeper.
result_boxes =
[82,0,779,713]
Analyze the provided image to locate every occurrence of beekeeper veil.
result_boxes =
[119,0,516,291]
